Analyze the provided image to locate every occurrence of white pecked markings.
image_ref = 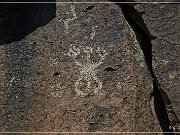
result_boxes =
[65,45,108,96]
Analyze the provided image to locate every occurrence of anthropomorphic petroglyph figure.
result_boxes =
[66,46,108,96]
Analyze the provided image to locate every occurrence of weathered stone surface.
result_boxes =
[55,2,160,132]
[0,3,56,132]
[135,2,180,132]
[0,1,163,133]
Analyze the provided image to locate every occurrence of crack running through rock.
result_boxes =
[111,0,180,134]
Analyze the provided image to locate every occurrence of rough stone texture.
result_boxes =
[0,3,56,132]
[0,1,163,133]
[135,2,180,131]
[55,2,160,132]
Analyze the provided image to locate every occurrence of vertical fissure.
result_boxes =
[111,0,180,134]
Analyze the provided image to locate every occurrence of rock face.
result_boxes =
[0,3,56,131]
[55,2,160,132]
[134,2,180,132]
[0,0,178,133]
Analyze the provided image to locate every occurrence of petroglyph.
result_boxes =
[66,46,108,96]
[90,26,97,40]
[9,77,15,86]
[63,5,77,34]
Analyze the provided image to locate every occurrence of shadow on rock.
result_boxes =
[0,1,56,44]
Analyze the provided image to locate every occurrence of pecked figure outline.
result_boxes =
[66,45,109,96]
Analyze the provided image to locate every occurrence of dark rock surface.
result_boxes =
[55,2,160,132]
[0,0,178,133]
[132,1,180,133]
